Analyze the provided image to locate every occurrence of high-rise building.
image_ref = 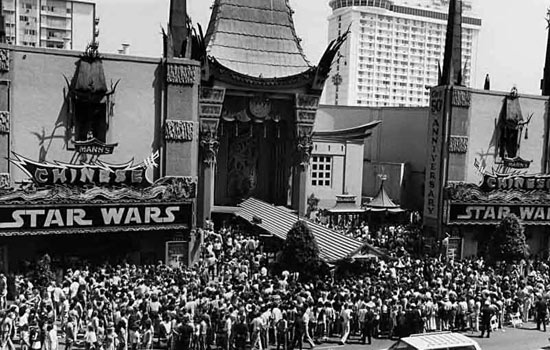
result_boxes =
[2,0,96,50]
[324,0,482,107]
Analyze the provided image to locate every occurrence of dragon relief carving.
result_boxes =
[227,135,258,200]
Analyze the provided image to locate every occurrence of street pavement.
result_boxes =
[308,322,550,350]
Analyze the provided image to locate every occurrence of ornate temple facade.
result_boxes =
[0,0,345,271]
[197,0,345,219]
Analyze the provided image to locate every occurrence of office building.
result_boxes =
[2,0,95,50]
[324,0,482,107]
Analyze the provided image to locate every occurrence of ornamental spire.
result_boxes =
[541,8,550,95]
[440,0,463,86]
[168,0,188,58]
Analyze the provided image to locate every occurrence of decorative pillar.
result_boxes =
[0,48,10,189]
[293,94,320,217]
[198,87,225,226]
[163,58,200,239]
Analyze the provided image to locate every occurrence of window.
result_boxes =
[311,156,332,187]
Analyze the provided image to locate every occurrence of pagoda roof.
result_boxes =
[205,0,312,79]
[366,182,404,212]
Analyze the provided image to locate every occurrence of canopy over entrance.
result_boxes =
[237,197,361,262]
[328,194,365,214]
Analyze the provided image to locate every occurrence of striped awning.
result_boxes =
[237,198,362,262]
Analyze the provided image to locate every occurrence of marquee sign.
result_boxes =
[449,203,550,225]
[10,152,159,187]
[481,173,550,191]
[0,203,192,233]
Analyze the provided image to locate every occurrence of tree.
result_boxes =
[279,220,324,281]
[487,214,529,263]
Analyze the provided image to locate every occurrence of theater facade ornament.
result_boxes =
[0,111,9,134]
[166,64,197,85]
[0,49,9,72]
[164,120,195,142]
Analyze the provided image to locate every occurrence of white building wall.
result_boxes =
[307,140,364,209]
[325,0,482,107]
[72,1,94,51]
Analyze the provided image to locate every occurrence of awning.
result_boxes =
[328,194,366,214]
[237,198,362,262]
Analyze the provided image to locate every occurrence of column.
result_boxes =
[0,48,9,273]
[0,48,10,190]
[198,87,225,227]
[293,94,320,217]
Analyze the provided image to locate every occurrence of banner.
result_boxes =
[423,87,446,220]
[0,203,192,232]
[449,203,550,225]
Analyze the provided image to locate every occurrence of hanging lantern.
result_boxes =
[273,114,281,139]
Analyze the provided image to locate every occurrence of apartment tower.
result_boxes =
[325,0,481,107]
[2,0,95,50]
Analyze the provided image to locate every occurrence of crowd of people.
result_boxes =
[0,224,547,350]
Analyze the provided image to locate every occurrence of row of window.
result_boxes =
[311,156,332,188]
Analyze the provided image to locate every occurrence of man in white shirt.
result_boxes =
[340,304,352,345]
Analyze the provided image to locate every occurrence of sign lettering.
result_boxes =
[449,203,550,224]
[0,203,191,231]
[423,87,445,220]
[10,152,159,187]
[482,174,550,191]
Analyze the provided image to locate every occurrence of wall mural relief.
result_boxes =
[227,132,259,200]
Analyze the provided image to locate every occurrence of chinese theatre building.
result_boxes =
[424,0,550,258]
[198,0,346,219]
[0,40,202,271]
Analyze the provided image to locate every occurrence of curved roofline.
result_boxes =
[209,57,317,89]
[283,0,311,67]
[313,120,381,138]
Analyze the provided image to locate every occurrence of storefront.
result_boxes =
[423,85,550,259]
[0,152,197,271]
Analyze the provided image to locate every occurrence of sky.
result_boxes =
[95,0,550,95]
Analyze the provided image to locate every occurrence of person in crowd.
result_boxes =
[3,223,550,350]
[535,295,548,332]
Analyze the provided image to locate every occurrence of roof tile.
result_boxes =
[205,0,311,78]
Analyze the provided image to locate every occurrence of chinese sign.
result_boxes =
[10,152,159,187]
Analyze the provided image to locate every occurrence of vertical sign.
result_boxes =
[424,87,445,221]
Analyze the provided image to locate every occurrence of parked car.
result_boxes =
[384,332,482,350]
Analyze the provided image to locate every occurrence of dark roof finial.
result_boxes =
[440,0,463,86]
